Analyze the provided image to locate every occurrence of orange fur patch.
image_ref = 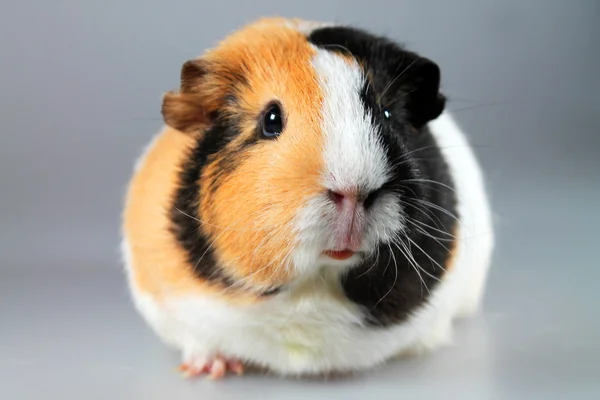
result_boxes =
[123,18,326,302]
[197,19,325,289]
[123,129,225,299]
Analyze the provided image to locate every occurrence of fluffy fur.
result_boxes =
[121,17,494,378]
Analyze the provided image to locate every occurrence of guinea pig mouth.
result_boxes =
[323,249,357,261]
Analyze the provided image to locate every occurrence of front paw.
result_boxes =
[179,352,245,380]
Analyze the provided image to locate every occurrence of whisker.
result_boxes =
[405,219,454,248]
[356,246,381,278]
[388,143,490,169]
[392,235,433,298]
[401,199,446,230]
[191,214,260,273]
[373,242,399,309]
[406,217,457,241]
[400,178,457,193]
[405,236,447,275]
[250,223,290,261]
[221,230,293,291]
[174,206,273,232]
[385,87,417,108]
[447,100,508,114]
[394,238,425,295]
[266,244,296,284]
[387,144,441,164]
[381,241,394,276]
[407,197,459,221]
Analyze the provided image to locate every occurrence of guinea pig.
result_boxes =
[121,17,494,380]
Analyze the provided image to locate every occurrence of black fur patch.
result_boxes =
[168,116,277,296]
[309,26,445,129]
[205,125,259,197]
[309,26,458,326]
[343,125,458,327]
[169,119,240,288]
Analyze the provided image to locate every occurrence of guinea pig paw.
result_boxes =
[178,354,244,380]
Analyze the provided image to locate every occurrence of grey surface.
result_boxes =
[1,0,599,399]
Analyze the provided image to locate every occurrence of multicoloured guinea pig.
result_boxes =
[121,17,494,379]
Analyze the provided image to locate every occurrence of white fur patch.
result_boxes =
[312,48,390,193]
[427,113,495,317]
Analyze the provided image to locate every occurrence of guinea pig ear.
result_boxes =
[179,59,208,93]
[402,57,446,129]
[161,59,211,133]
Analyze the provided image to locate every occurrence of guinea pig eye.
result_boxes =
[261,104,284,138]
[382,108,392,120]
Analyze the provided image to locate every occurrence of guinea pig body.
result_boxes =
[121,17,494,379]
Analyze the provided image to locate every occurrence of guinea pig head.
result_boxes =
[162,19,446,293]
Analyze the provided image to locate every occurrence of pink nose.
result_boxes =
[328,187,380,209]
[327,188,364,251]
[328,189,358,209]
[328,189,351,205]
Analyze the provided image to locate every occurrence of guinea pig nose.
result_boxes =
[328,189,350,206]
[327,188,368,205]
[328,187,381,209]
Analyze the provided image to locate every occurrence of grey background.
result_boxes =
[1,0,599,399]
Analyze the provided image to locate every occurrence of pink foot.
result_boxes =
[178,355,244,380]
